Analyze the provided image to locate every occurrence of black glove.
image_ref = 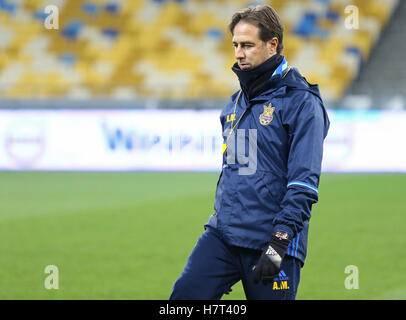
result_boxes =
[252,231,290,285]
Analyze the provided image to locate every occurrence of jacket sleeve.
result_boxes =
[272,92,330,238]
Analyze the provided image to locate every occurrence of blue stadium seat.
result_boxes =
[102,28,119,39]
[59,54,77,66]
[294,12,328,39]
[345,46,362,57]
[61,20,84,40]
[0,0,16,14]
[294,12,319,37]
[33,10,48,22]
[206,28,223,40]
[105,3,120,14]
[82,2,100,16]
[326,10,339,22]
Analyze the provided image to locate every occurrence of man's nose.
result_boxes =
[235,46,245,59]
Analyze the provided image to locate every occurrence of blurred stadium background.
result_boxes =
[0,0,403,107]
[0,0,405,300]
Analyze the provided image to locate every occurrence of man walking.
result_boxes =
[170,4,330,300]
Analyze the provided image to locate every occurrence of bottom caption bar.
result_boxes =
[157,303,248,318]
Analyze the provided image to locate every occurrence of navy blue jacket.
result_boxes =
[206,58,330,264]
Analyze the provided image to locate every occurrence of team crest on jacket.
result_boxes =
[259,103,275,126]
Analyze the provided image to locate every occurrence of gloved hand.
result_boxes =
[252,231,290,285]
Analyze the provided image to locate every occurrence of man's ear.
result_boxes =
[266,37,279,55]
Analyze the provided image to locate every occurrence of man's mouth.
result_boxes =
[239,63,250,69]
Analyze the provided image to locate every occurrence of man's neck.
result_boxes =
[232,54,284,100]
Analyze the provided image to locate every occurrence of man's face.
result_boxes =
[232,21,276,70]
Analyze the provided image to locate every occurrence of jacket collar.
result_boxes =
[271,56,288,78]
[252,65,324,104]
[232,54,286,101]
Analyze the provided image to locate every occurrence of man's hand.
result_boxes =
[252,231,290,285]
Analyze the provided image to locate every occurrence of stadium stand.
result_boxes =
[342,0,406,110]
[0,0,401,108]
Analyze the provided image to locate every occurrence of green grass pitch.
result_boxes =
[0,171,405,299]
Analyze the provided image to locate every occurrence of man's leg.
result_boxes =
[170,227,241,300]
[239,249,302,300]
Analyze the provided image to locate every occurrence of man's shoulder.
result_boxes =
[222,90,241,109]
[283,68,314,91]
[281,67,323,104]
[230,89,242,101]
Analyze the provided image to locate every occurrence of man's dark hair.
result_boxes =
[229,5,284,54]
